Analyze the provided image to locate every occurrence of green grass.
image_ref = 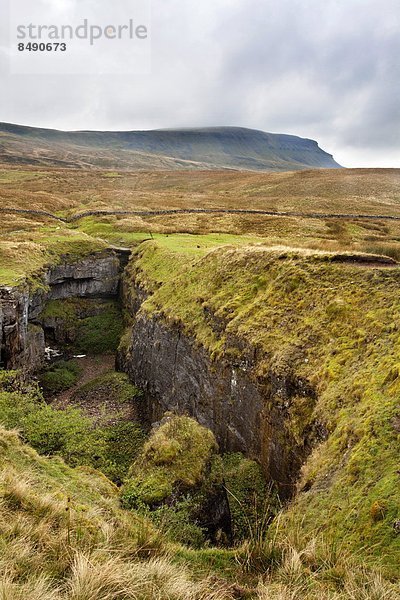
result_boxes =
[122,416,217,546]
[223,453,276,543]
[39,360,82,394]
[73,217,268,250]
[77,309,123,354]
[152,232,268,254]
[0,170,47,183]
[1,376,400,597]
[2,165,400,595]
[122,240,400,574]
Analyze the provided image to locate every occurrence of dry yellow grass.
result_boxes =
[1,166,400,216]
[1,166,400,267]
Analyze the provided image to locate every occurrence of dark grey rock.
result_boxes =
[0,250,122,371]
[117,283,319,499]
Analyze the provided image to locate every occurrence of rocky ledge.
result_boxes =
[0,250,122,370]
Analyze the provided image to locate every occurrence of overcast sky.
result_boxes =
[0,0,399,168]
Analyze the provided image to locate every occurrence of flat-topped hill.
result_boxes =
[0,123,342,171]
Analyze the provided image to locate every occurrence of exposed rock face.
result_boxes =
[0,287,31,370]
[45,254,120,300]
[118,284,318,498]
[119,315,262,453]
[0,251,122,370]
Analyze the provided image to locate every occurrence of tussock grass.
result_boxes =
[122,414,218,509]
[255,540,400,600]
[0,431,235,599]
[0,426,398,599]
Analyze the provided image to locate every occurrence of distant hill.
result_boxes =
[0,123,342,172]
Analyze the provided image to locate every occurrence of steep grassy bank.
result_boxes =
[122,241,400,574]
[0,424,248,599]
[1,389,400,598]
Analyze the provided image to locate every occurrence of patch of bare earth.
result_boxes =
[50,354,137,426]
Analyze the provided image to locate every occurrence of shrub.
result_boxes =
[22,404,93,457]
[39,360,81,394]
[122,414,218,510]
[151,499,207,549]
[41,299,124,354]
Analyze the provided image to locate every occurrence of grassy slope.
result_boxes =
[0,426,249,599]
[125,241,400,574]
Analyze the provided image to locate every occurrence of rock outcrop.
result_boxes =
[0,251,122,370]
[117,283,318,499]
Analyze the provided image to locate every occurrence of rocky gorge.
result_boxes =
[0,245,318,500]
[0,233,399,584]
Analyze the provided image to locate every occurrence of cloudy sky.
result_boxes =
[0,0,399,168]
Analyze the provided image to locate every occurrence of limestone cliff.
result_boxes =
[117,280,318,499]
[0,251,121,370]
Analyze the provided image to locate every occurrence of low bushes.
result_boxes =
[0,371,145,484]
[39,360,82,394]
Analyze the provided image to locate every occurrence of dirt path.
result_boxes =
[52,354,115,409]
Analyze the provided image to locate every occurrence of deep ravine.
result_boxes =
[0,246,317,501]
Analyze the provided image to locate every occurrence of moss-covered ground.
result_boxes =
[41,298,124,354]
[123,241,400,575]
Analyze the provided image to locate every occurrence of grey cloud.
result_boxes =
[0,0,398,166]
